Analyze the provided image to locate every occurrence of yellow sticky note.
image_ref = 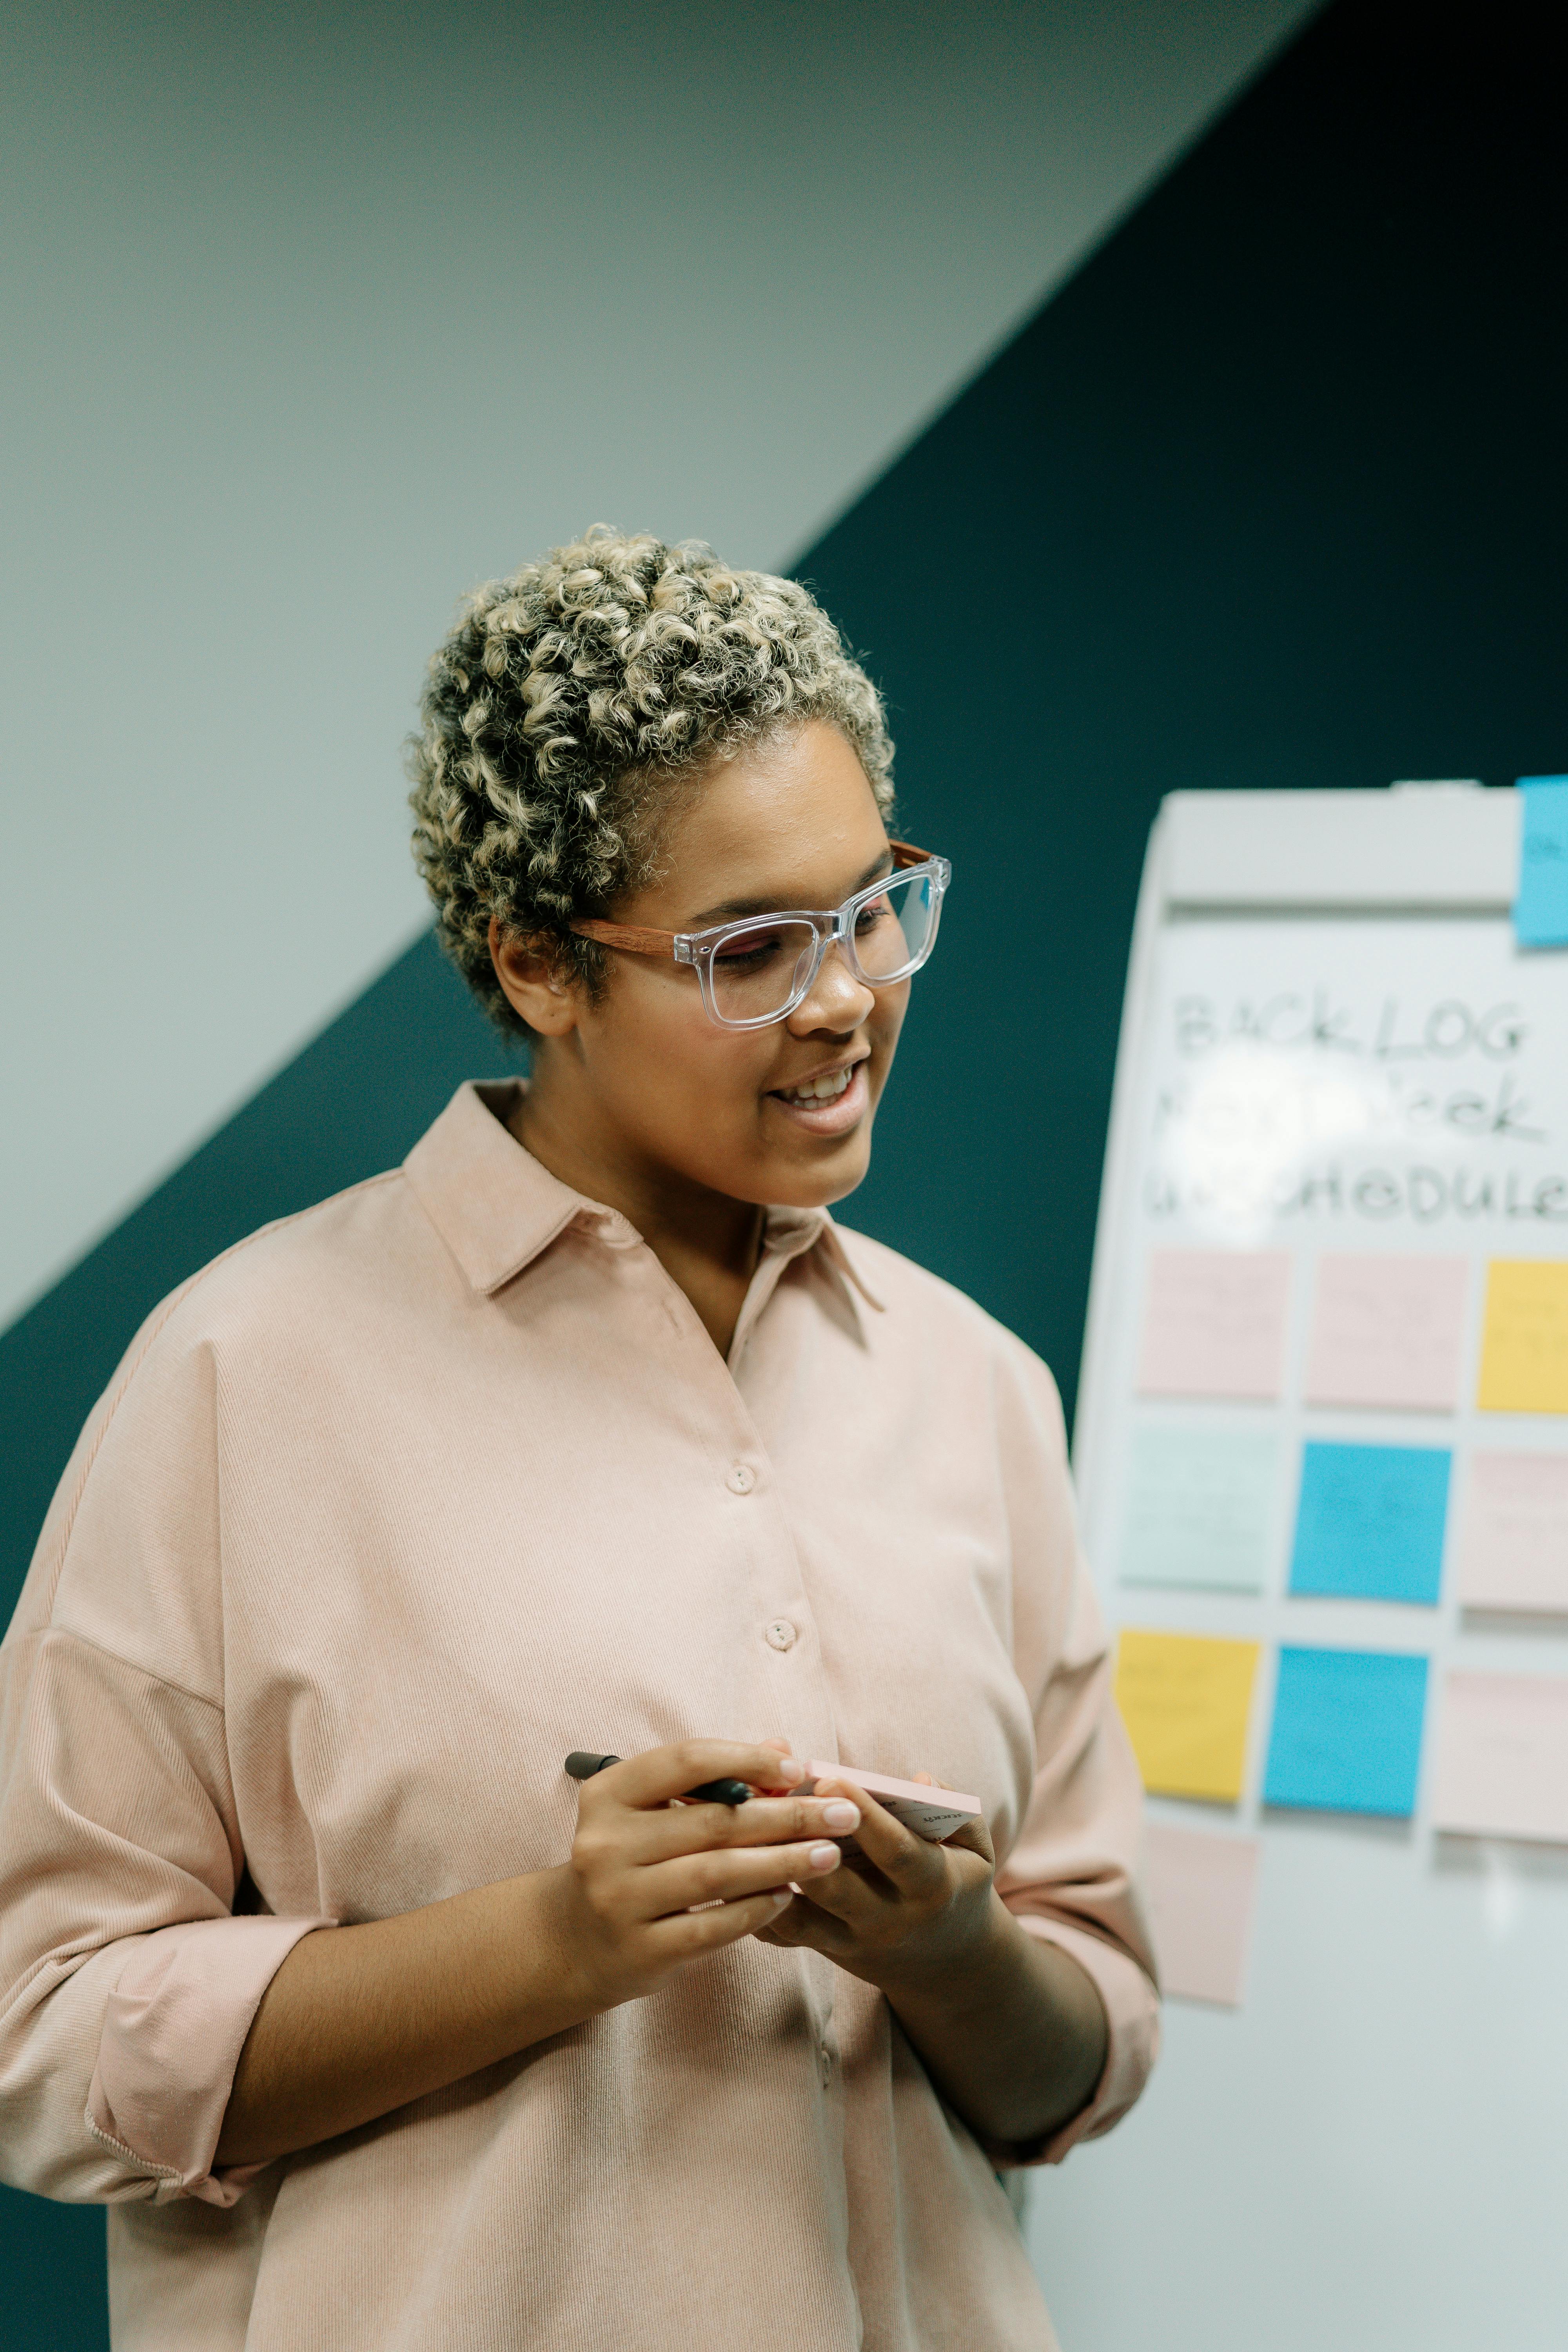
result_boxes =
[1477,1260,1568,1416]
[1115,1628,1259,1803]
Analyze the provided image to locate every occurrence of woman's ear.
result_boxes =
[488,917,581,1037]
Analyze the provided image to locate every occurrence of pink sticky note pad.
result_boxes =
[1432,1671,1568,1844]
[1455,1452,1568,1613]
[1303,1253,1469,1412]
[1135,1249,1292,1401]
[1142,1822,1260,2007]
[806,1762,981,1841]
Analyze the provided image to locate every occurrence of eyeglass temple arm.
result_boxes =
[570,841,936,960]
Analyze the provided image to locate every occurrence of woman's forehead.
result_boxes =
[647,725,889,921]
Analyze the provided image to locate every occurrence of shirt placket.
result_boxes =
[600,1210,846,2067]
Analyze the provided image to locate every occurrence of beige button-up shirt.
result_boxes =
[0,1081,1158,2350]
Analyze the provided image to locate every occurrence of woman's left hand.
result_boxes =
[753,1748,1109,2147]
[755,1766,1001,1995]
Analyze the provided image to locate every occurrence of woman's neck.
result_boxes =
[508,1075,765,1359]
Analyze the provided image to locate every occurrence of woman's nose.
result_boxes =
[789,938,876,1033]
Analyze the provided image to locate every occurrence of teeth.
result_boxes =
[780,1065,855,1105]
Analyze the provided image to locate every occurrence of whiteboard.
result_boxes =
[1022,788,1568,2352]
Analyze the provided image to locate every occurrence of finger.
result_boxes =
[753,1736,802,1795]
[941,1815,996,1864]
[786,1847,891,1928]
[586,1740,809,1812]
[634,1837,845,1920]
[811,1778,934,1889]
[650,1884,797,1958]
[754,1898,849,1952]
[903,1770,995,1862]
[619,1789,862,1864]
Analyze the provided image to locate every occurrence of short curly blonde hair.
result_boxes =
[408,526,896,1036]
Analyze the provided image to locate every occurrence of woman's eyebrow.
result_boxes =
[686,848,895,927]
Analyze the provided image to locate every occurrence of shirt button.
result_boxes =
[819,2046,833,2087]
[764,1619,797,1652]
[726,1464,757,1495]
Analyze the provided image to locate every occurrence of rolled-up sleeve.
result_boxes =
[87,1914,328,2205]
[0,1624,332,2206]
[989,1343,1161,2165]
[0,1306,331,2207]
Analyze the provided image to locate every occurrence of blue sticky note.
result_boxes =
[1514,776,1568,948]
[1288,1441,1450,1605]
[1264,1646,1428,1817]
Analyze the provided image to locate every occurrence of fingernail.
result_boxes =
[777,1757,807,1782]
[807,1842,841,1872]
[822,1800,860,1832]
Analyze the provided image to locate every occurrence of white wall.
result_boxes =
[0,0,1320,1330]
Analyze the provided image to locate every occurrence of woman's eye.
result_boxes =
[853,899,890,935]
[714,929,785,965]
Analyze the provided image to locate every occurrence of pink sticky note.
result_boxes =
[1136,1250,1292,1400]
[1142,1822,1260,2006]
[1431,1671,1568,1844]
[1303,1254,1469,1411]
[1455,1452,1568,1613]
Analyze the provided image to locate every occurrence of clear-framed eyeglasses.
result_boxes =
[572,841,951,1031]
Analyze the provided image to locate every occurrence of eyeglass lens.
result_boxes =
[706,871,937,1025]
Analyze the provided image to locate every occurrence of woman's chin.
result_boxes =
[757,1127,875,1209]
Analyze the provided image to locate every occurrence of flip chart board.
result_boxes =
[1030,788,1568,2352]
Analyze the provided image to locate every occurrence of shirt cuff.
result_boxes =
[86,1913,334,2206]
[995,1913,1161,2167]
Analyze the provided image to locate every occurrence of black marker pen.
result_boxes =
[564,1752,754,1806]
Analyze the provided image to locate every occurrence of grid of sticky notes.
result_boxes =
[1117,1246,1568,1851]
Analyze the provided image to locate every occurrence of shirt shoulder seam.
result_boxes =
[25,1622,225,1717]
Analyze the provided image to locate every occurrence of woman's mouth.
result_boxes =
[766,1060,870,1134]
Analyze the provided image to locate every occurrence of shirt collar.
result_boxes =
[760,1202,884,1311]
[404,1080,598,1294]
[404,1080,884,1312]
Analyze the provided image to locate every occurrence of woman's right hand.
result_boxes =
[549,1741,861,2009]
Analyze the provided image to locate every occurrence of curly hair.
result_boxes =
[407,526,896,1037]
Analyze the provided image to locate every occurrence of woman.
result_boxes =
[0,530,1157,2349]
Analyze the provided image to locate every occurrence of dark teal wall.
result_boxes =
[4,2,1566,2339]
